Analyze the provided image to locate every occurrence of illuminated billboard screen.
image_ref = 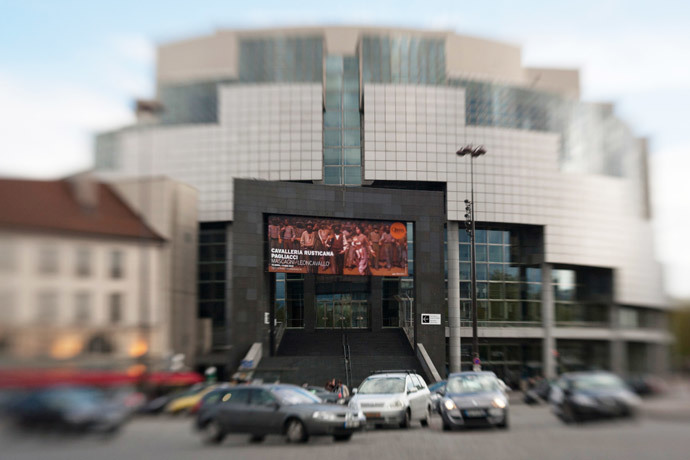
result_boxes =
[267,215,409,277]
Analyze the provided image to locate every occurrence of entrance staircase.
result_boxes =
[253,329,426,388]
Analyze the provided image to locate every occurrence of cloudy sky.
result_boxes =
[1,0,689,298]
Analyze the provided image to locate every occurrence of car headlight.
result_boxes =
[386,399,404,409]
[312,411,339,421]
[572,394,596,406]
[492,397,507,409]
[443,399,457,411]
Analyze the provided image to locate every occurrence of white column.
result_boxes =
[541,263,556,379]
[447,220,461,374]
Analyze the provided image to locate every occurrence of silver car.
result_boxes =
[348,371,431,428]
[439,372,509,430]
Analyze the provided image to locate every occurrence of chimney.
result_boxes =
[66,171,98,212]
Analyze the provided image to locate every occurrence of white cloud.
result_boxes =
[0,71,134,178]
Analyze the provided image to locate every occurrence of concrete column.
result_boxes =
[609,304,626,375]
[541,263,556,379]
[447,221,461,373]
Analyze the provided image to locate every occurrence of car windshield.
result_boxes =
[572,374,625,391]
[358,377,405,394]
[446,375,499,394]
[429,381,446,392]
[273,387,321,405]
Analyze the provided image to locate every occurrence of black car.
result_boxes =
[5,386,130,435]
[549,371,641,423]
[198,384,362,444]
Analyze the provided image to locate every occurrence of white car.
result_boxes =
[349,371,432,428]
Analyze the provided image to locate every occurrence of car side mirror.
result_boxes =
[352,388,358,395]
[407,388,417,394]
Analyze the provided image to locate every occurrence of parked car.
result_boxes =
[438,371,509,430]
[428,380,447,413]
[194,386,236,430]
[304,385,340,404]
[348,371,431,428]
[165,384,218,415]
[549,371,641,423]
[5,386,130,435]
[198,384,363,444]
[626,375,668,397]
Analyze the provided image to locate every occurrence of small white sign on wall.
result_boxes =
[421,313,441,325]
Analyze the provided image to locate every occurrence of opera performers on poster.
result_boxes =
[267,215,410,277]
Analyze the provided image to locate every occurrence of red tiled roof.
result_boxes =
[0,179,164,241]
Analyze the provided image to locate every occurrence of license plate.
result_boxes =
[364,412,380,418]
[464,409,485,417]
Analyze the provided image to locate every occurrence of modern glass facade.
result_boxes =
[323,55,362,185]
[158,79,234,125]
[239,37,323,83]
[361,36,446,84]
[198,223,227,346]
[458,226,543,326]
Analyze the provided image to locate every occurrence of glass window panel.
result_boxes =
[344,148,361,165]
[527,283,541,300]
[552,269,576,286]
[489,230,503,244]
[527,302,541,321]
[475,245,487,262]
[343,167,361,185]
[504,246,511,263]
[324,111,342,127]
[459,229,470,243]
[459,244,470,261]
[490,301,505,320]
[324,148,341,166]
[526,268,542,283]
[325,91,341,109]
[343,111,360,128]
[477,282,488,299]
[325,55,343,73]
[503,231,511,245]
[324,130,341,147]
[476,263,488,281]
[343,92,359,110]
[325,74,343,89]
[475,230,487,244]
[344,79,359,91]
[343,56,358,75]
[343,130,360,146]
[459,263,471,280]
[478,301,488,320]
[489,245,503,262]
[554,285,575,301]
[505,283,520,300]
[460,282,471,299]
[489,264,503,281]
[324,166,342,185]
[506,302,521,321]
[489,283,504,299]
[504,265,519,281]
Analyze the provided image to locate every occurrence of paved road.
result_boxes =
[2,405,689,460]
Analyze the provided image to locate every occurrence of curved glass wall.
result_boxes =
[361,36,446,85]
[239,36,323,83]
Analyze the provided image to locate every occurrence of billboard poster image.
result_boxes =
[267,215,409,277]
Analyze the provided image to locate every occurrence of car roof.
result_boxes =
[447,371,497,378]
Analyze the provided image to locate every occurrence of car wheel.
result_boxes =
[442,420,452,431]
[399,409,411,428]
[200,420,225,445]
[562,404,580,424]
[249,434,265,443]
[420,406,431,427]
[333,433,352,442]
[285,419,308,443]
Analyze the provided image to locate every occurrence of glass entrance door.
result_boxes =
[316,294,368,329]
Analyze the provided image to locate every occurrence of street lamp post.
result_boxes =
[456,145,486,368]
